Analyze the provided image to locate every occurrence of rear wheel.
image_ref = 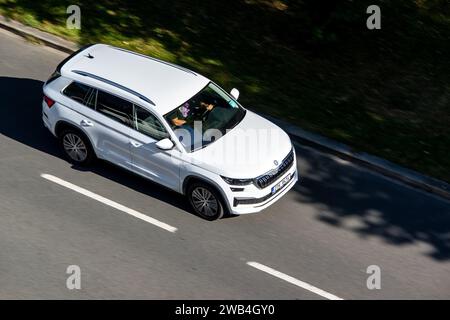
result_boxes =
[187,182,225,221]
[59,129,94,166]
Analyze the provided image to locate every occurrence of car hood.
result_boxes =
[185,110,293,178]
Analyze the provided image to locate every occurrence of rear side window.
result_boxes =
[96,90,133,127]
[63,82,91,105]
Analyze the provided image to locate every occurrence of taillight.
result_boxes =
[44,95,55,108]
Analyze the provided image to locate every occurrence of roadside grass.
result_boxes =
[1,0,449,182]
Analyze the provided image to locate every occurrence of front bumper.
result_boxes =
[234,171,297,206]
[223,158,299,215]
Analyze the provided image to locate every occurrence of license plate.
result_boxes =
[271,174,292,194]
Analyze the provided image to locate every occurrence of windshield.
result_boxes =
[164,82,246,152]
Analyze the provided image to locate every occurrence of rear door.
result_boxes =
[88,89,134,169]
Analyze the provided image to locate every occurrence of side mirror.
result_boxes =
[230,88,240,100]
[156,138,174,150]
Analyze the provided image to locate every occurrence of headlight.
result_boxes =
[221,176,253,186]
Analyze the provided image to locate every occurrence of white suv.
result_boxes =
[42,44,298,220]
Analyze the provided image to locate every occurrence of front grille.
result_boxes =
[234,172,296,206]
[255,149,294,189]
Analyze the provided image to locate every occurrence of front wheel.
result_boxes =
[187,182,225,221]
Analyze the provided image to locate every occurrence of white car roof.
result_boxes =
[60,44,210,115]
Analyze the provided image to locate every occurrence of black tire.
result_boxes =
[187,182,225,221]
[59,128,95,166]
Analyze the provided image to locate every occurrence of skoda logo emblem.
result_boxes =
[274,160,279,166]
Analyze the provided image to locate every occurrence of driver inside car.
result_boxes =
[171,100,215,127]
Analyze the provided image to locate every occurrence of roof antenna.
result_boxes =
[85,53,94,59]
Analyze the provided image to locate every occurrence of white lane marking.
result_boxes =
[41,173,177,233]
[247,261,343,300]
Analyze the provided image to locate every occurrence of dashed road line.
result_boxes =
[41,173,178,233]
[247,261,343,300]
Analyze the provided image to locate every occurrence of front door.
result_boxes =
[129,105,181,191]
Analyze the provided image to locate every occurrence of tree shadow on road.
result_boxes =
[291,143,450,261]
[2,76,449,254]
[0,76,195,217]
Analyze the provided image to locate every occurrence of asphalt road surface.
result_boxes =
[0,28,449,299]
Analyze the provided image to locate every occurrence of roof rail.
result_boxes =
[110,46,198,76]
[71,70,156,106]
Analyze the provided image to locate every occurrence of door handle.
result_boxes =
[80,119,94,127]
[130,141,143,148]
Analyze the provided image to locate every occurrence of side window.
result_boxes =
[85,89,97,109]
[96,90,133,127]
[134,105,169,140]
[63,82,92,105]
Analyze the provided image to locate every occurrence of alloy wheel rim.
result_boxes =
[63,133,87,162]
[191,187,218,216]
